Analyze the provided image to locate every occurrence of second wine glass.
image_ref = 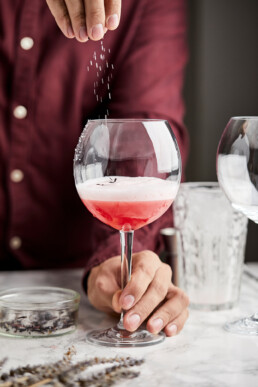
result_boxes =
[217,116,258,336]
[74,119,181,346]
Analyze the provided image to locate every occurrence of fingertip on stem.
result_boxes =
[124,313,141,332]
[120,294,135,310]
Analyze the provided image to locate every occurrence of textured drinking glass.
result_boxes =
[217,116,258,335]
[74,119,181,346]
[173,182,248,310]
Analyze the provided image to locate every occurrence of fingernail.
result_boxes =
[107,14,119,29]
[79,27,88,42]
[151,318,163,333]
[103,27,108,34]
[122,295,135,309]
[91,24,104,40]
[167,323,177,336]
[67,25,74,38]
[127,314,140,329]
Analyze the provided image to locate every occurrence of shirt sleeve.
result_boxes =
[82,0,189,291]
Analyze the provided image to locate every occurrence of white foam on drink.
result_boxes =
[76,176,178,202]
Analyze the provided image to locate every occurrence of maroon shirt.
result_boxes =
[0,0,189,280]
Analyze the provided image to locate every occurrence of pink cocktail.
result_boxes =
[83,198,172,230]
[76,176,177,231]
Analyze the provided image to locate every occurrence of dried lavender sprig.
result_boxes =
[48,356,143,386]
[0,357,143,387]
[47,358,143,387]
[1,359,68,381]
[0,359,74,386]
[32,357,142,387]
[1,351,91,381]
[76,364,140,387]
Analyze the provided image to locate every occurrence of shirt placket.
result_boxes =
[8,0,40,253]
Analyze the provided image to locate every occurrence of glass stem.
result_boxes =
[117,230,134,330]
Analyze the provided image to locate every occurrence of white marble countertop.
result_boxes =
[0,264,258,386]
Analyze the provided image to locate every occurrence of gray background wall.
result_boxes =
[184,0,258,261]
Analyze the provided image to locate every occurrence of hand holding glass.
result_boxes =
[74,119,181,346]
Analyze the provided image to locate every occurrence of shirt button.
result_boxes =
[10,236,22,250]
[10,169,24,183]
[20,37,34,50]
[13,105,27,119]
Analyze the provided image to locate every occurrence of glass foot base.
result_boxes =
[86,325,165,347]
[224,314,258,336]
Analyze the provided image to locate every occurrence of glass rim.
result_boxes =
[0,286,80,310]
[88,118,168,123]
[230,116,258,120]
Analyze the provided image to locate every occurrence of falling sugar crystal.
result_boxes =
[85,42,114,118]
